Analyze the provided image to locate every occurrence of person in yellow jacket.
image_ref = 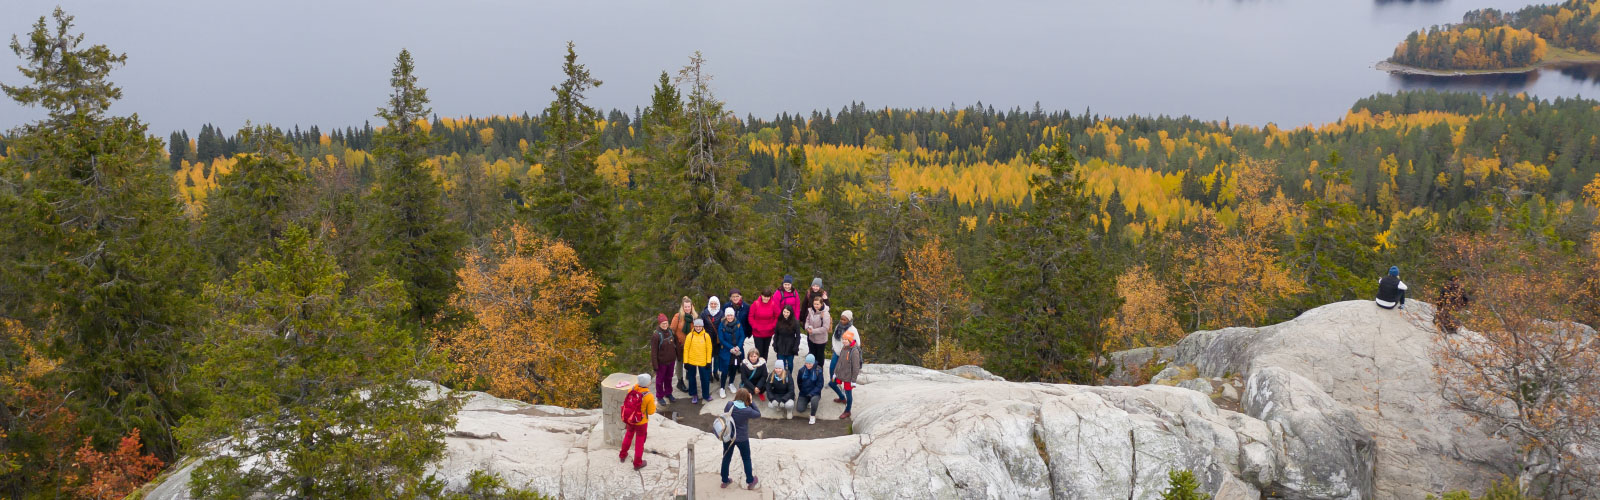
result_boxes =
[683,319,715,404]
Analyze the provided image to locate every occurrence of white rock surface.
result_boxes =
[145,301,1510,499]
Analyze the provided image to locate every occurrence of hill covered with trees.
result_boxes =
[1388,0,1600,71]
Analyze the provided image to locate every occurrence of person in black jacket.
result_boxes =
[772,307,802,373]
[765,360,796,419]
[1376,266,1408,310]
[719,389,761,490]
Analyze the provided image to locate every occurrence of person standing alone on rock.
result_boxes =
[1376,266,1408,310]
[830,327,863,420]
[684,319,714,404]
[720,389,761,490]
[648,314,678,405]
[618,373,656,470]
[796,354,825,424]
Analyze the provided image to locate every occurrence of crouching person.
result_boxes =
[796,354,826,424]
[766,360,796,418]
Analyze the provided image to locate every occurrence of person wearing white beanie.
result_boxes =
[619,372,656,469]
[715,307,744,399]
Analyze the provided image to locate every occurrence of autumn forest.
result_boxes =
[4,6,1600,500]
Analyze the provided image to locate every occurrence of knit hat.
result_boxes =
[812,277,823,288]
[805,354,816,365]
[844,326,858,344]
[708,296,721,308]
[1389,266,1399,276]
[773,360,785,370]
[724,307,735,317]
[783,275,794,285]
[729,288,741,296]
[693,319,704,327]
[637,373,652,387]
[657,313,668,323]
[841,310,853,321]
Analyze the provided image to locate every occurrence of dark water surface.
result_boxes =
[2,0,1596,134]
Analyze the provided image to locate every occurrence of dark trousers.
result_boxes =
[686,364,711,399]
[797,394,821,416]
[653,363,674,400]
[619,422,647,467]
[808,341,827,367]
[720,440,753,484]
[754,336,772,359]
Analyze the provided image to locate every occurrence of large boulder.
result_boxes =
[143,301,1508,499]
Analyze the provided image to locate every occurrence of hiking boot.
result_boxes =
[748,477,760,489]
[633,460,647,470]
[618,453,626,463]
[721,480,732,489]
[839,411,851,420]
[832,398,845,404]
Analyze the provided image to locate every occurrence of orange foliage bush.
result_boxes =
[434,223,610,407]
[67,428,164,500]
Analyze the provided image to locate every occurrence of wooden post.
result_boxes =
[686,441,696,499]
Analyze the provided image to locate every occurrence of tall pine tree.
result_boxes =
[524,42,616,271]
[974,137,1119,383]
[366,49,465,326]
[0,8,205,459]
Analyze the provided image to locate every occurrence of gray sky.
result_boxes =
[2,0,1570,136]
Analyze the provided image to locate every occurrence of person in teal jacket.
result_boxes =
[715,308,745,400]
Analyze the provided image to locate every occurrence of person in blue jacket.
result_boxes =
[795,354,826,425]
[720,389,762,490]
[715,308,745,400]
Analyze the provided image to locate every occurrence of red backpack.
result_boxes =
[621,389,646,426]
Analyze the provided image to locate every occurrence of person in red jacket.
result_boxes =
[775,275,801,317]
[748,290,782,362]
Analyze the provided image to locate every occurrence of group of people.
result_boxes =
[625,275,865,489]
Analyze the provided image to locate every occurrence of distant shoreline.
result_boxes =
[1376,47,1600,77]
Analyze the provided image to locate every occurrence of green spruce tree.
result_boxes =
[1292,152,1381,306]
[973,137,1119,383]
[0,8,205,460]
[366,49,465,326]
[181,225,459,498]
[524,42,616,270]
[200,124,309,277]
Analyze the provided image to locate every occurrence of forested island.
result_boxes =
[1385,0,1600,73]
[4,7,1600,499]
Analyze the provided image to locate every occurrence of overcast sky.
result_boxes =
[2,0,1564,136]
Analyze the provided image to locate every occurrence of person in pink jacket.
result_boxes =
[748,289,782,361]
[775,275,802,317]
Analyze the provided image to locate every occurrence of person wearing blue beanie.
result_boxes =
[795,353,826,424]
[1376,265,1408,310]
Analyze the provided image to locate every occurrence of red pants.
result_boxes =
[620,422,647,466]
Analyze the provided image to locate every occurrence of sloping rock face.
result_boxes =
[144,301,1507,499]
[1117,300,1511,498]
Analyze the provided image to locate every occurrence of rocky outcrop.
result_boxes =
[144,301,1509,499]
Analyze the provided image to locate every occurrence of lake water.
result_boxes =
[2,0,1597,134]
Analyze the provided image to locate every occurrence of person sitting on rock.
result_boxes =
[738,349,769,401]
[766,360,797,418]
[796,354,826,425]
[830,327,863,420]
[1376,266,1408,310]
[618,373,656,470]
[720,389,761,490]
